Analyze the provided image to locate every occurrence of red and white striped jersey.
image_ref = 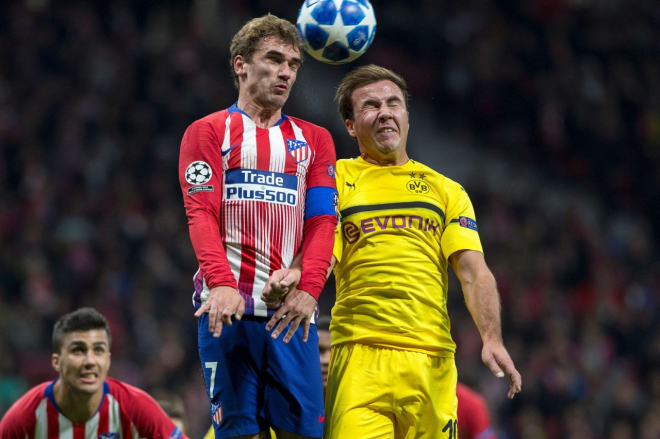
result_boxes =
[457,382,495,439]
[0,378,185,439]
[179,104,337,318]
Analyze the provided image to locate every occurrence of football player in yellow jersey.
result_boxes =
[263,65,521,439]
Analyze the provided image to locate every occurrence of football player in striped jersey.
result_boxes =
[0,307,185,438]
[179,14,337,439]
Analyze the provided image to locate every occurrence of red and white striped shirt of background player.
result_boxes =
[179,104,338,320]
[0,378,185,439]
[457,382,496,439]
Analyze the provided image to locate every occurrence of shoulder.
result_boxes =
[411,159,468,197]
[409,159,451,183]
[0,382,49,433]
[106,377,150,400]
[184,110,230,137]
[9,382,49,409]
[106,377,157,409]
[335,158,362,188]
[196,110,231,127]
[106,378,167,421]
[287,116,333,140]
[106,378,167,412]
[336,158,362,173]
[287,116,327,132]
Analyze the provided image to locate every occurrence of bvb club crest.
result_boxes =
[406,172,430,194]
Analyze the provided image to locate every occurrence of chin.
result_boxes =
[80,385,102,394]
[73,381,104,395]
[271,95,288,106]
[377,146,399,155]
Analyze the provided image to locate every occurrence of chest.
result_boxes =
[223,119,312,177]
[339,168,439,211]
[338,168,446,241]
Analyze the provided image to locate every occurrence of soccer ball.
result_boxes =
[297,0,377,64]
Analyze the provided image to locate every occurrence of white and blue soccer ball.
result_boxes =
[296,0,376,64]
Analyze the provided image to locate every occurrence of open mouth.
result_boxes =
[80,373,98,384]
[377,127,396,134]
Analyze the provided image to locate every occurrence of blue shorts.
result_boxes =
[198,314,325,439]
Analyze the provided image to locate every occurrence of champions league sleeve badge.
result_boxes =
[185,161,214,195]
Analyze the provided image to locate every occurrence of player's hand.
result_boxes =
[261,267,301,309]
[194,286,245,338]
[265,289,316,343]
[482,339,522,399]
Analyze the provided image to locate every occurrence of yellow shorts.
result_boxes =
[324,343,458,439]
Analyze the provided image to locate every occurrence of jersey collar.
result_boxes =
[228,102,288,126]
[356,155,412,167]
[46,379,110,422]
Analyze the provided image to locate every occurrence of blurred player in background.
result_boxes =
[457,382,496,439]
[324,65,520,438]
[0,307,186,438]
[155,390,188,435]
[179,13,337,439]
[316,316,331,393]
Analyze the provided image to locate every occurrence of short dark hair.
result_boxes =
[52,307,112,353]
[335,64,409,122]
[229,14,303,89]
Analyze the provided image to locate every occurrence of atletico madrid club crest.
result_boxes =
[212,403,223,425]
[286,139,309,163]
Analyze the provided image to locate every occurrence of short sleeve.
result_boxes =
[440,183,483,261]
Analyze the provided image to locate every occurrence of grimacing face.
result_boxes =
[235,36,302,111]
[345,79,409,164]
[51,329,111,397]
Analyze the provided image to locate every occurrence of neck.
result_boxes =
[236,96,282,129]
[53,380,103,424]
[361,152,409,167]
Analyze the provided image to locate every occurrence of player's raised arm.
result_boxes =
[450,249,522,399]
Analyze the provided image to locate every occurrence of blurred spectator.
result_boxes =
[154,389,187,434]
[317,315,331,393]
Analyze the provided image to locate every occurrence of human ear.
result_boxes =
[234,56,246,77]
[51,354,60,373]
[345,119,356,138]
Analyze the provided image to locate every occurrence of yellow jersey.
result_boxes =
[331,157,483,357]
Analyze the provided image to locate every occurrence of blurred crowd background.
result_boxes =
[1,0,659,437]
